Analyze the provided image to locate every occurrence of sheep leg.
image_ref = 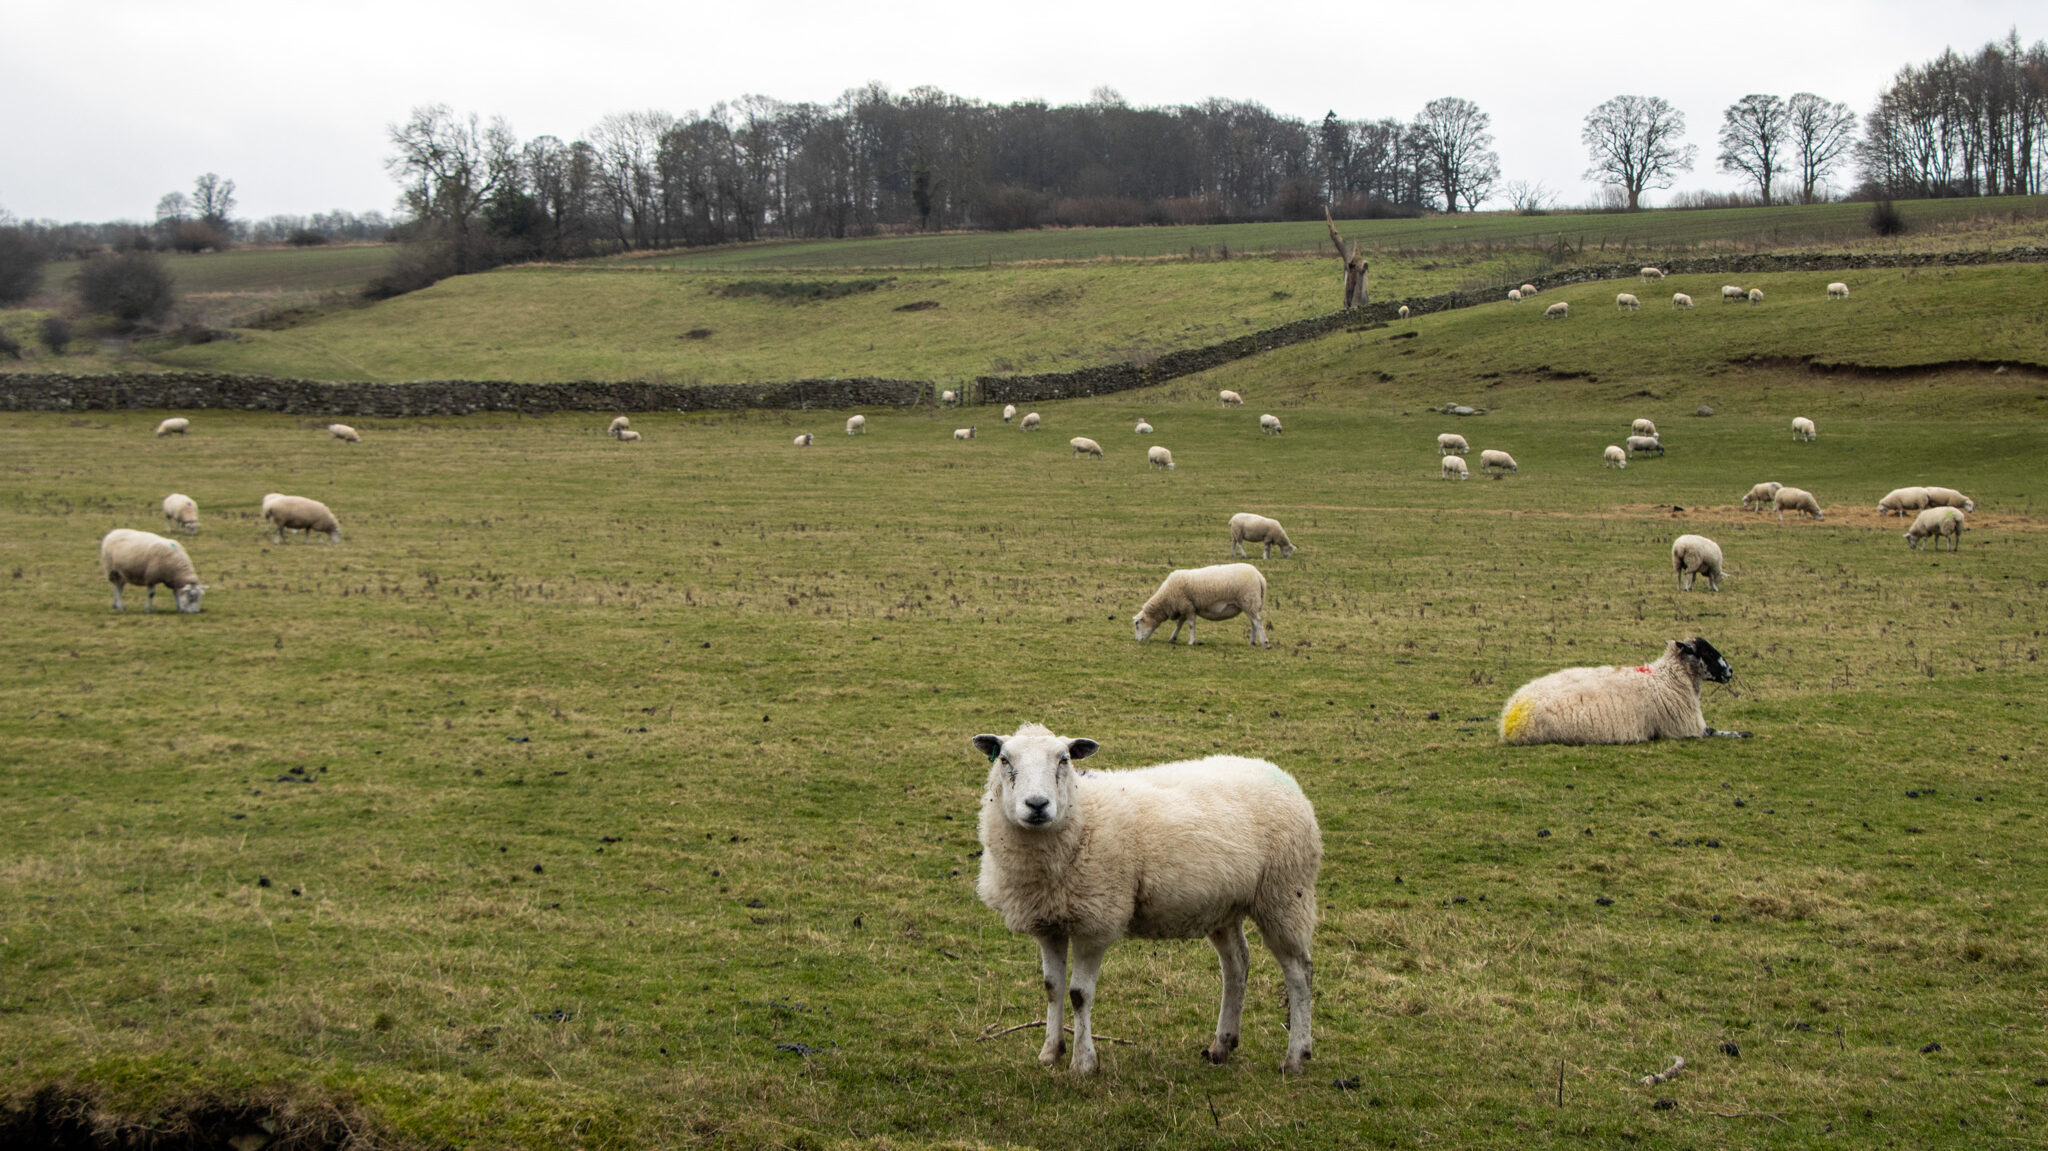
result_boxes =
[1183,618,1196,645]
[1205,922,1249,1064]
[1267,935,1315,1075]
[143,584,157,612]
[1231,538,1245,558]
[1248,611,1267,648]
[1166,618,1186,644]
[109,579,125,612]
[1066,940,1109,1075]
[1035,934,1068,1066]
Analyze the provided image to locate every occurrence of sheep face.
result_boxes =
[173,584,208,614]
[1675,637,1733,684]
[973,728,1099,832]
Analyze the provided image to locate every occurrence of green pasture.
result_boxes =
[35,244,395,299]
[2,367,2045,1148]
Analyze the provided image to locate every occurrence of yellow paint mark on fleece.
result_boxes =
[1500,695,1534,741]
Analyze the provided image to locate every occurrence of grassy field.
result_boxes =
[34,244,396,298]
[2,348,2045,1148]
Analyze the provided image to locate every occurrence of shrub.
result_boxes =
[167,221,230,253]
[0,226,46,304]
[76,251,178,326]
[1868,199,1909,236]
[0,328,20,359]
[287,229,329,247]
[37,315,72,355]
[363,243,460,300]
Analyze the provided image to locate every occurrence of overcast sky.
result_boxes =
[4,0,2038,223]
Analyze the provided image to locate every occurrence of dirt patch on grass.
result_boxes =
[1,1083,387,1150]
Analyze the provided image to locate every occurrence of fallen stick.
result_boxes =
[977,1020,1133,1045]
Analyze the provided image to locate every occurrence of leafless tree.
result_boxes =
[1784,93,1858,203]
[1411,97,1499,213]
[386,104,518,272]
[1324,206,1368,308]
[191,173,236,229]
[1717,94,1789,205]
[1581,95,1696,210]
[1501,180,1559,213]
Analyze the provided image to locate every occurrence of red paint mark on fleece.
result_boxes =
[1634,666,1653,673]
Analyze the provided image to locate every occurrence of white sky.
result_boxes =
[3,0,2038,223]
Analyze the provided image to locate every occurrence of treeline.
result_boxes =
[1858,30,2048,198]
[8,209,396,258]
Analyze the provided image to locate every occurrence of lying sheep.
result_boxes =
[154,417,190,438]
[99,529,207,613]
[1672,534,1725,591]
[1923,486,1975,512]
[1438,432,1469,455]
[608,416,631,439]
[1827,281,1850,299]
[162,493,199,534]
[1003,404,1017,423]
[793,433,814,447]
[1259,413,1283,435]
[1508,289,1523,303]
[1229,513,1295,559]
[1604,445,1627,469]
[1641,266,1666,281]
[1480,449,1518,476]
[1070,437,1103,459]
[1905,507,1965,551]
[1499,637,1737,745]
[1632,418,1657,437]
[1627,434,1664,458]
[1219,390,1244,407]
[1147,445,1175,471]
[1134,419,1153,434]
[1134,563,1267,647]
[328,423,361,443]
[1791,416,1817,441]
[1397,305,1411,319]
[616,429,642,442]
[845,415,866,435]
[1877,486,1931,516]
[972,722,1319,1075]
[1543,302,1570,320]
[1773,486,1823,521]
[1672,292,1694,309]
[1722,285,1745,302]
[1020,412,1041,431]
[263,493,341,543]
[1616,292,1640,312]
[1442,455,1469,480]
[1743,481,1785,510]
[954,427,977,440]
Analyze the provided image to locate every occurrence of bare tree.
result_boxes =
[1581,95,1696,210]
[1501,179,1559,213]
[1717,94,1789,204]
[1411,97,1499,213]
[154,193,190,225]
[1324,205,1368,307]
[191,173,236,229]
[1784,93,1858,203]
[386,104,518,272]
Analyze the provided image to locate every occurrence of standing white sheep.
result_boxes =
[1604,445,1627,469]
[1626,435,1664,458]
[1133,563,1267,647]
[793,433,814,447]
[154,418,190,438]
[954,427,977,440]
[263,493,341,543]
[1003,404,1017,423]
[162,493,200,534]
[1672,292,1694,309]
[1259,413,1283,435]
[1671,534,1725,591]
[1791,416,1817,441]
[942,390,958,405]
[1479,449,1518,476]
[1499,637,1737,745]
[1508,289,1523,303]
[1742,481,1784,510]
[1543,302,1570,320]
[1069,437,1103,459]
[1398,305,1411,319]
[1632,418,1658,437]
[99,529,207,613]
[1134,420,1153,434]
[1219,390,1244,407]
[1438,433,1469,455]
[1827,282,1850,299]
[1641,266,1666,281]
[1228,513,1295,559]
[328,423,361,443]
[1520,283,1537,296]
[1442,455,1469,480]
[1773,486,1824,521]
[845,415,866,435]
[1147,446,1174,471]
[1748,288,1764,305]
[607,416,631,439]
[1905,507,1965,551]
[1020,412,1042,431]
[1616,292,1641,312]
[1721,285,1746,302]
[972,723,1319,1075]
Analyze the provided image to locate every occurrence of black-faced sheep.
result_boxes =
[793,433,814,447]
[954,427,977,440]
[608,416,631,439]
[1259,413,1283,434]
[99,529,207,613]
[1500,638,1736,745]
[1133,563,1265,646]
[1626,434,1664,458]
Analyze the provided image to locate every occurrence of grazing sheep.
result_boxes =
[1604,445,1627,469]
[1259,413,1283,435]
[99,529,207,613]
[1641,266,1666,281]
[845,414,866,435]
[1721,285,1746,302]
[1905,507,1965,551]
[1442,455,1469,480]
[1021,412,1042,431]
[1520,283,1537,296]
[162,493,199,534]
[1133,563,1267,647]
[1672,292,1694,309]
[1748,288,1764,305]
[1508,289,1523,303]
[942,390,958,405]
[793,433,814,446]
[1438,432,1469,456]
[1922,486,1975,512]
[1229,513,1295,559]
[263,493,341,543]
[608,416,631,439]
[1003,404,1017,423]
[1543,302,1570,320]
[954,427,977,440]
[1479,449,1518,476]
[1773,486,1823,521]
[616,429,642,442]
[154,417,190,438]
[328,423,361,443]
[1742,481,1785,510]
[1632,418,1658,437]
[972,722,1319,1075]
[1134,419,1153,434]
[1791,416,1817,441]
[1499,637,1736,745]
[1616,292,1641,312]
[1147,445,1175,471]
[1398,305,1411,319]
[1219,390,1244,407]
[1672,534,1725,591]
[1070,437,1103,459]
[1827,281,1850,299]
[1626,434,1664,458]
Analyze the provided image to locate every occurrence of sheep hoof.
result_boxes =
[1281,1050,1311,1075]
[1204,1034,1238,1064]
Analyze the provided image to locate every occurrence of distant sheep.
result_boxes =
[615,429,642,442]
[99,529,207,613]
[1437,432,1469,456]
[1020,412,1041,431]
[1827,282,1850,299]
[1070,436,1103,459]
[263,493,341,543]
[1543,302,1570,320]
[154,417,190,438]
[1672,292,1694,309]
[1743,481,1785,510]
[1479,449,1518,476]
[793,433,814,446]
[1003,404,1017,423]
[608,416,631,439]
[845,414,866,435]
[942,390,958,405]
[162,493,200,534]
[1219,390,1244,407]
[1229,512,1295,559]
[1922,486,1975,512]
[1520,283,1537,296]
[328,423,361,443]
[1905,507,1965,551]
[1134,419,1154,434]
[1877,486,1931,516]
[1499,637,1736,745]
[1134,563,1267,647]
[1616,292,1640,312]
[1773,486,1823,521]
[1748,288,1764,305]
[1147,445,1175,471]
[1627,434,1664,458]
[1632,418,1657,437]
[1508,289,1523,303]
[1259,413,1283,435]
[971,722,1318,1075]
[1721,285,1745,302]
[954,427,977,440]
[1398,305,1411,319]
[1442,455,1469,480]
[1641,266,1665,281]
[1604,445,1627,469]
[1791,416,1817,441]
[1671,534,1725,592]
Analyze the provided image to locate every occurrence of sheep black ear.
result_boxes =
[972,735,1003,762]
[1067,739,1099,761]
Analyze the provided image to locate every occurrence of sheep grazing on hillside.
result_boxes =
[971,723,1320,1075]
[941,390,958,405]
[1133,419,1153,434]
[1069,437,1103,459]
[1520,283,1537,296]
[1626,434,1664,458]
[154,417,190,438]
[1543,302,1570,320]
[1773,486,1824,521]
[162,493,200,534]
[1499,637,1738,745]
[1398,305,1411,319]
[1020,412,1042,431]
[1219,390,1244,407]
[1604,445,1627,469]
[615,429,642,442]
[1922,486,1975,512]
[1229,513,1295,559]
[1905,507,1965,551]
[262,493,341,543]
[793,433,814,446]
[1508,288,1523,303]
[1632,418,1657,437]
[607,416,631,439]
[1672,292,1694,309]
[954,427,977,440]
[1640,266,1666,282]
[1259,413,1283,435]
[1437,432,1469,456]
[1442,455,1469,480]
[1672,534,1725,591]
[1791,416,1817,441]
[1147,445,1175,471]
[1748,288,1765,305]
[1742,481,1785,510]
[1721,285,1746,302]
[99,529,207,613]
[1827,281,1850,299]
[1134,563,1267,647]
[1003,404,1017,423]
[845,414,866,435]
[1479,449,1518,476]
[1877,486,1932,516]
[1616,292,1641,312]
[328,423,361,443]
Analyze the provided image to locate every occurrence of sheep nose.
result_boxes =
[1023,796,1051,821]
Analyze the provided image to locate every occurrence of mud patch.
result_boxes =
[1,1083,379,1150]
